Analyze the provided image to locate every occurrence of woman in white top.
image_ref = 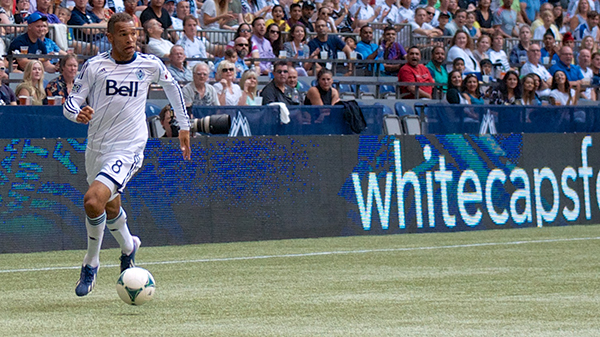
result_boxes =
[549,70,579,106]
[201,0,236,30]
[238,69,260,105]
[214,60,243,106]
[446,31,480,73]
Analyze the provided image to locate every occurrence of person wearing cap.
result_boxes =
[435,12,450,35]
[299,1,316,32]
[8,12,56,72]
[554,32,576,65]
[33,0,60,24]
[163,0,176,17]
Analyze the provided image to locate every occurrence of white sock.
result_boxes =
[106,207,134,255]
[82,212,106,268]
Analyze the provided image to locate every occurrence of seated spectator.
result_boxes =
[15,60,46,105]
[266,5,291,32]
[238,69,260,105]
[398,46,434,99]
[287,3,303,27]
[213,60,243,106]
[140,0,177,42]
[40,20,66,65]
[461,73,484,104]
[434,12,450,35]
[452,57,466,74]
[304,68,339,105]
[488,32,511,74]
[581,35,598,54]
[446,31,480,73]
[33,0,60,24]
[227,24,260,68]
[266,23,284,58]
[560,33,578,64]
[182,62,220,107]
[570,0,593,33]
[520,43,552,91]
[493,0,518,38]
[164,0,176,17]
[540,29,559,65]
[0,66,17,105]
[308,19,352,75]
[351,0,380,29]
[465,11,481,39]
[90,0,114,23]
[145,18,174,58]
[446,70,466,104]
[574,10,599,40]
[68,0,109,53]
[577,49,596,100]
[9,13,56,73]
[13,0,30,25]
[426,46,448,92]
[445,9,469,36]
[592,51,600,77]
[355,24,382,76]
[473,35,491,64]
[283,24,311,75]
[480,59,495,81]
[549,46,584,86]
[45,53,78,103]
[260,61,298,105]
[251,17,276,75]
[241,0,272,24]
[381,26,406,76]
[487,70,521,105]
[509,25,531,68]
[228,37,251,75]
[171,0,189,34]
[519,73,543,106]
[548,70,578,105]
[176,15,209,69]
[298,1,316,32]
[159,104,177,137]
[286,66,304,103]
[167,45,192,82]
[411,7,442,38]
[533,10,561,41]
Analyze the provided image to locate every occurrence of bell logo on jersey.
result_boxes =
[106,80,139,97]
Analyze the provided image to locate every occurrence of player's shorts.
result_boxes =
[86,150,144,201]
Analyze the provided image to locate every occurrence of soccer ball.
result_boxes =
[116,267,156,305]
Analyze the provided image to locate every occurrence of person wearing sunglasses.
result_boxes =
[214,60,243,106]
[260,61,298,105]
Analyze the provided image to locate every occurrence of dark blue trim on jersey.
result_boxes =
[97,172,123,188]
[114,52,137,65]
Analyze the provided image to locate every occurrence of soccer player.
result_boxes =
[64,12,191,297]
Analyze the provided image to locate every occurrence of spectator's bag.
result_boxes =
[336,100,366,133]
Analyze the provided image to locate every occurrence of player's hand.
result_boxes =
[178,129,191,160]
[76,106,94,124]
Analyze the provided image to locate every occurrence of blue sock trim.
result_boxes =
[106,208,124,225]
[87,212,106,226]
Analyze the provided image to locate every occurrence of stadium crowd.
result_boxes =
[0,0,599,108]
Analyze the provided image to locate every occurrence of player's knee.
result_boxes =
[83,192,107,218]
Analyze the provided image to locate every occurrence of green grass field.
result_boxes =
[2,225,600,336]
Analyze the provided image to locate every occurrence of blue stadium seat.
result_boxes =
[374,102,394,115]
[146,102,162,118]
[395,101,415,117]
[379,84,396,98]
[297,80,310,92]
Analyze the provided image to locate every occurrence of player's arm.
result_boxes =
[63,61,92,123]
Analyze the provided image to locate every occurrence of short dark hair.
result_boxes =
[407,46,420,54]
[252,16,265,27]
[317,68,333,80]
[290,3,301,10]
[107,12,134,34]
[273,60,287,71]
[383,26,396,34]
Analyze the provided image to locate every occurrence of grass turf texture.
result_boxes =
[1,225,600,336]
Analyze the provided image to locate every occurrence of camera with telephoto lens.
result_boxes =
[169,114,231,137]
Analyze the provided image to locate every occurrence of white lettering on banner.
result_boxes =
[351,136,595,230]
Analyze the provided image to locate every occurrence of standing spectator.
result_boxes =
[426,46,448,91]
[574,10,599,40]
[398,46,434,99]
[530,2,553,32]
[509,25,531,68]
[213,60,243,106]
[411,7,442,38]
[461,73,484,104]
[355,24,382,75]
[307,19,352,75]
[548,70,577,105]
[260,61,297,105]
[176,15,209,69]
[45,54,78,103]
[351,0,380,29]
[299,1,316,32]
[488,32,511,74]
[9,13,56,73]
[493,0,518,38]
[381,26,407,76]
[577,49,596,100]
[251,17,275,75]
[570,0,592,33]
[476,0,495,35]
[445,9,469,36]
[33,0,60,23]
[519,0,540,25]
[238,69,260,105]
[182,62,220,107]
[266,23,284,57]
[533,10,560,41]
[488,70,521,104]
[15,59,46,105]
[377,0,402,25]
[167,45,192,82]
[145,18,174,57]
[549,46,584,86]
[304,68,339,105]
[140,0,177,42]
[446,31,480,73]
[473,34,491,63]
[201,0,239,31]
[0,66,17,105]
[520,43,552,90]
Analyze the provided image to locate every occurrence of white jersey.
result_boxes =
[64,52,189,154]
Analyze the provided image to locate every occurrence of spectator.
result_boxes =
[549,46,584,86]
[39,21,65,66]
[425,5,439,27]
[574,10,599,40]
[435,12,450,35]
[548,70,578,105]
[465,11,481,39]
[592,52,600,77]
[201,0,239,31]
[445,9,469,36]
[167,45,192,82]
[577,49,596,100]
[182,62,220,107]
[227,23,260,64]
[473,34,491,63]
[561,33,577,64]
[355,24,382,75]
[299,1,316,32]
[330,0,352,32]
[530,2,553,31]
[159,104,177,137]
[15,59,46,105]
[446,70,466,104]
[570,0,592,33]
[145,18,174,58]
[304,68,339,105]
[33,0,60,23]
[398,46,434,99]
[381,26,407,76]
[164,0,176,17]
[260,61,297,105]
[13,0,30,25]
[0,0,14,28]
[123,0,143,50]
[139,0,177,42]
[509,25,531,68]
[251,17,276,75]
[266,5,291,32]
[452,57,466,73]
[533,10,560,40]
[493,0,518,38]
[230,37,251,73]
[519,73,542,106]
[241,0,272,22]
[45,53,78,103]
[238,69,260,105]
[437,0,453,21]
[520,43,552,91]
[461,73,484,104]
[480,58,495,80]
[68,0,109,53]
[351,0,381,29]
[9,13,56,73]
[426,46,448,92]
[317,6,337,33]
[377,0,402,25]
[488,70,521,104]
[0,66,17,105]
[266,23,284,57]
[488,32,511,74]
[213,60,243,105]
[285,65,303,103]
[397,0,414,23]
[581,35,598,54]
[520,0,540,25]
[476,0,495,35]
[308,19,353,75]
[554,4,568,35]
[171,0,190,33]
[288,3,303,27]
[446,31,480,73]
[176,15,209,69]
[90,0,114,23]
[540,29,559,65]
[411,7,442,38]
[283,24,311,75]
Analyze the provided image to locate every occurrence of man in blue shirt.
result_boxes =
[8,13,56,73]
[308,19,353,75]
[549,46,584,86]
[355,24,382,76]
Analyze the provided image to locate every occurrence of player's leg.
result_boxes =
[105,196,141,272]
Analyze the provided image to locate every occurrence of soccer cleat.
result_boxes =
[120,236,141,273]
[75,264,98,297]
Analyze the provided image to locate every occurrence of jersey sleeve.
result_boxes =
[154,57,190,131]
[63,60,92,123]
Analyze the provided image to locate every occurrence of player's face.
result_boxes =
[108,21,137,62]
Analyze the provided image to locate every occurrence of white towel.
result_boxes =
[268,102,290,124]
[52,24,68,51]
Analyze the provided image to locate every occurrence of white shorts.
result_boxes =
[86,150,144,201]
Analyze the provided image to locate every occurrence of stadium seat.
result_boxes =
[297,80,310,92]
[147,115,165,138]
[374,102,394,115]
[379,84,396,99]
[146,102,162,118]
[358,85,375,99]
[395,101,415,117]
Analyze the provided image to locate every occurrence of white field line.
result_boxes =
[1,236,599,274]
